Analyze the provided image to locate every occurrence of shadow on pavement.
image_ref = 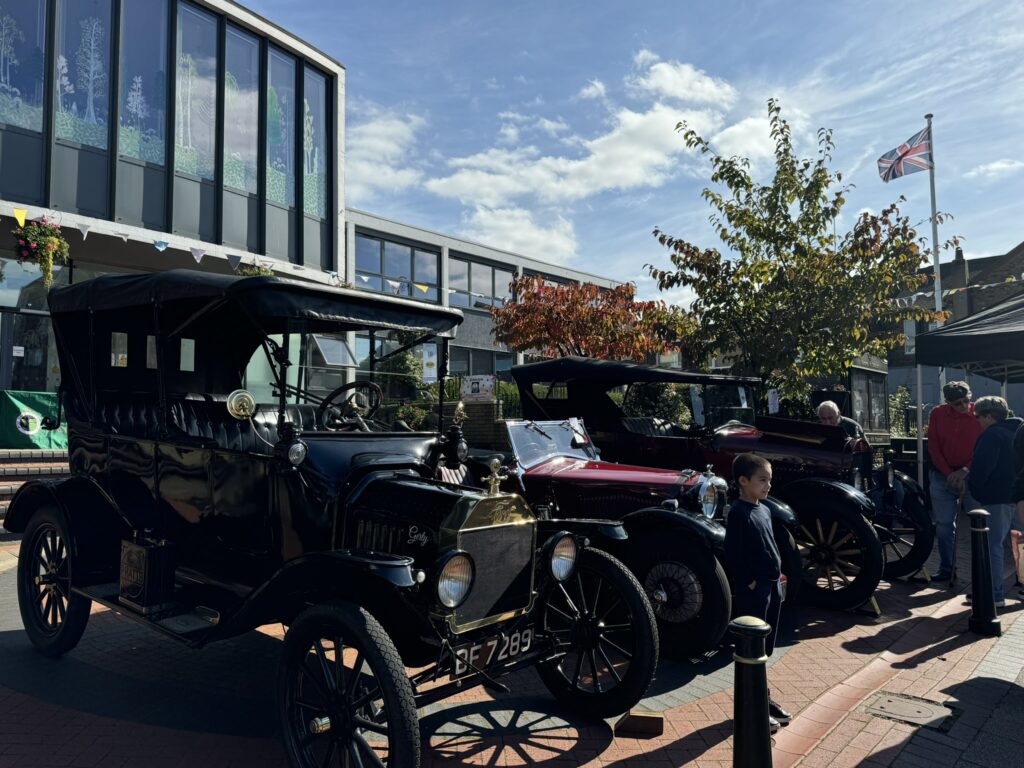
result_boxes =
[0,610,280,738]
[420,696,614,767]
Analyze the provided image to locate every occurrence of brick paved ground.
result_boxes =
[0,517,1021,768]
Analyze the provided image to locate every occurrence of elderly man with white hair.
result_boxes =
[817,400,865,441]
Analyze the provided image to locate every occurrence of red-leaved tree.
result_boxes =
[490,274,694,362]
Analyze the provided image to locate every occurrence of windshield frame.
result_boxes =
[506,418,598,470]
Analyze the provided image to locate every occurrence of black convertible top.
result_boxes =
[49,269,463,337]
[511,356,761,387]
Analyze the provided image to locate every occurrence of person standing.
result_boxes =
[725,453,790,733]
[966,396,1021,607]
[927,381,984,582]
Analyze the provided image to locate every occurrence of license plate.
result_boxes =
[452,627,534,679]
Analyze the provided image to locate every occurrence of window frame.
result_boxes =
[354,231,440,304]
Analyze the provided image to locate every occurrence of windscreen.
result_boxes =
[506,418,597,469]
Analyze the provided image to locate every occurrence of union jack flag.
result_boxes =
[877,126,933,182]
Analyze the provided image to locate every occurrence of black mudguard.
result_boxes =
[773,477,876,521]
[538,517,629,559]
[762,494,798,529]
[619,507,725,555]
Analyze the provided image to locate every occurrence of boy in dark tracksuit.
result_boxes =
[725,452,790,731]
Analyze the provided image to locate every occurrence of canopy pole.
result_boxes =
[916,364,924,487]
[1002,368,1008,400]
[926,114,945,390]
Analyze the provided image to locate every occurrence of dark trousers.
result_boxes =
[734,579,783,656]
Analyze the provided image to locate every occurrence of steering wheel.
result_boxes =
[317,381,384,432]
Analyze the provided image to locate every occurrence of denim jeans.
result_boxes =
[734,579,783,656]
[984,503,1015,602]
[930,470,976,575]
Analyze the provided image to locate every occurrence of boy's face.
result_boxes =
[739,467,772,501]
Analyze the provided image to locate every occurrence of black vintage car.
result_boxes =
[4,271,659,768]
[510,357,921,612]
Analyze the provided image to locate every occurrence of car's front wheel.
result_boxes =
[279,601,420,768]
[536,547,658,719]
[17,505,91,658]
[636,537,731,657]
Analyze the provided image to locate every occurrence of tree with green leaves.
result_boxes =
[647,99,944,398]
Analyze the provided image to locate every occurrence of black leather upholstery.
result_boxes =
[620,416,685,437]
[96,394,319,454]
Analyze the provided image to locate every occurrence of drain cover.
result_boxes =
[865,693,952,728]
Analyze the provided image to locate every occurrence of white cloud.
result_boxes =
[345,103,426,205]
[629,60,737,107]
[964,159,1024,180]
[497,123,520,145]
[460,207,577,264]
[712,117,774,163]
[425,104,722,207]
[577,79,607,100]
[484,77,500,90]
[633,49,660,69]
[498,110,528,123]
[536,117,569,136]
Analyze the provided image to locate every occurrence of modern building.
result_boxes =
[0,0,616,418]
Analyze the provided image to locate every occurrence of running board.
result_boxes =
[73,583,220,647]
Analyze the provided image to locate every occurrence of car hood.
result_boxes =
[525,456,698,491]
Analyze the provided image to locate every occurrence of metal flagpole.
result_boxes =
[926,113,945,389]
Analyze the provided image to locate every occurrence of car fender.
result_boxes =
[893,470,926,506]
[619,507,725,552]
[762,494,798,529]
[5,477,129,582]
[215,550,424,642]
[773,477,875,520]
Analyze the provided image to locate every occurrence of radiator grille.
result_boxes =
[453,522,534,631]
[355,519,404,553]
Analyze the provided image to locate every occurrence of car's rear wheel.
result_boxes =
[876,486,935,580]
[17,505,91,658]
[536,548,658,718]
[635,536,731,657]
[279,602,419,768]
[790,505,884,611]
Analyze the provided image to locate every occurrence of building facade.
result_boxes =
[0,0,616,418]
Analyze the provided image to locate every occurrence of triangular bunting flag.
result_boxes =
[385,279,401,289]
[227,254,243,270]
[190,247,205,264]
[357,274,370,282]
[77,222,91,240]
[413,283,429,293]
[13,208,27,227]
[118,232,130,243]
[153,240,169,252]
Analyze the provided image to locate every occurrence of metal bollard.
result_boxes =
[967,509,1001,638]
[731,616,773,768]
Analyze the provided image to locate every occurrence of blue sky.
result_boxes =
[247,0,1023,304]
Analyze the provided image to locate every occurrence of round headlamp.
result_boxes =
[698,475,727,519]
[550,534,578,582]
[287,441,308,466]
[437,553,474,608]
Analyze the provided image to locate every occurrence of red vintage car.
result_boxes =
[509,357,928,612]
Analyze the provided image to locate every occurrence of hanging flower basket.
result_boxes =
[12,217,70,288]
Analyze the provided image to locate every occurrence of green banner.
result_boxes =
[0,390,67,449]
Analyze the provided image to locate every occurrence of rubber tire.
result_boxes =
[279,602,420,768]
[877,490,936,580]
[636,536,731,657]
[773,525,803,605]
[17,505,91,658]
[536,548,659,719]
[791,504,884,611]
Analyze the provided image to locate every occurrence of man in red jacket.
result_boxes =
[927,381,984,582]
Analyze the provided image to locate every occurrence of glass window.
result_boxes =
[414,250,436,283]
[118,0,167,165]
[56,0,112,149]
[495,352,513,380]
[267,48,295,207]
[223,26,258,194]
[494,268,514,305]
[180,338,195,372]
[355,234,381,272]
[470,349,492,376]
[0,0,47,133]
[470,263,492,299]
[174,2,217,180]
[384,241,411,281]
[449,258,468,291]
[449,347,469,377]
[110,332,127,367]
[302,68,327,218]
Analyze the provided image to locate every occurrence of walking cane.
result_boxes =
[949,493,963,587]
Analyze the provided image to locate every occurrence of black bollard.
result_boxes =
[967,508,1001,638]
[731,615,773,768]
